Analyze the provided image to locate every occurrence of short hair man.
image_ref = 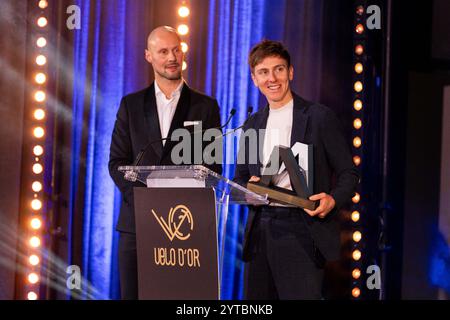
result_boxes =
[234,39,359,299]
[109,26,222,299]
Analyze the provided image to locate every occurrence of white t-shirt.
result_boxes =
[261,99,294,191]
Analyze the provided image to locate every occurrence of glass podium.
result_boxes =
[118,165,268,298]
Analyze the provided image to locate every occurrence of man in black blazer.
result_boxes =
[234,40,359,299]
[109,26,222,299]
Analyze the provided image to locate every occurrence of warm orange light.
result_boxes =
[353,118,362,129]
[34,109,46,121]
[33,163,43,174]
[182,61,187,71]
[356,23,364,34]
[352,268,361,279]
[353,156,361,166]
[27,291,38,300]
[29,255,40,266]
[38,0,48,9]
[37,17,47,27]
[356,5,364,16]
[36,55,47,65]
[31,218,42,230]
[354,63,363,74]
[355,44,364,55]
[178,6,190,17]
[352,287,361,298]
[29,236,41,248]
[353,231,362,242]
[351,211,360,222]
[35,73,46,84]
[34,91,46,102]
[177,24,189,35]
[354,81,363,92]
[352,192,360,203]
[33,145,44,156]
[354,99,362,111]
[33,127,45,138]
[352,249,361,261]
[181,42,188,53]
[28,272,39,284]
[32,181,43,192]
[31,199,42,210]
[36,37,47,48]
[353,136,362,148]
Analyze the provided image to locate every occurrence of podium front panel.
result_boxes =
[134,187,219,299]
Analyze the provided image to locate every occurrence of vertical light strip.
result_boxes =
[351,2,366,300]
[26,0,50,300]
[177,1,190,72]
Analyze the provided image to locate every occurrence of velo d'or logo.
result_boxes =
[152,205,194,241]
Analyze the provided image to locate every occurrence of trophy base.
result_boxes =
[247,182,318,210]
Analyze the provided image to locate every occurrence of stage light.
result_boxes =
[355,44,364,55]
[352,249,361,261]
[29,255,40,266]
[355,23,364,34]
[352,287,361,298]
[353,231,362,242]
[354,63,363,74]
[31,218,42,230]
[353,118,362,129]
[177,24,189,35]
[34,109,45,121]
[33,163,43,174]
[27,291,38,300]
[356,5,364,16]
[36,55,47,66]
[33,127,45,138]
[354,81,363,92]
[36,37,47,48]
[353,136,361,148]
[352,192,360,203]
[351,211,360,222]
[181,42,188,53]
[32,181,42,192]
[35,73,46,84]
[38,0,48,9]
[33,145,44,156]
[178,6,190,17]
[352,268,361,279]
[29,236,41,248]
[182,61,187,71]
[354,99,362,111]
[34,91,46,102]
[31,199,42,210]
[28,272,39,284]
[37,17,47,27]
[353,156,361,166]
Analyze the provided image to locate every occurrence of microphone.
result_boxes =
[124,108,237,181]
[220,106,254,139]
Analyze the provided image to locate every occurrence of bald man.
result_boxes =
[109,26,222,299]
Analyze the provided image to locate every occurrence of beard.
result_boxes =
[156,66,182,81]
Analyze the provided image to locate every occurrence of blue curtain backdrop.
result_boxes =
[65,0,351,299]
[70,0,152,299]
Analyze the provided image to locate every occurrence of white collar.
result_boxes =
[154,80,184,99]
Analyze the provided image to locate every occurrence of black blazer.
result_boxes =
[109,82,222,233]
[234,92,359,261]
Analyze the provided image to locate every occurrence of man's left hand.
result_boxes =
[304,193,336,218]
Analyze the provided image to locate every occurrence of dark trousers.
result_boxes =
[118,232,138,300]
[244,206,324,300]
